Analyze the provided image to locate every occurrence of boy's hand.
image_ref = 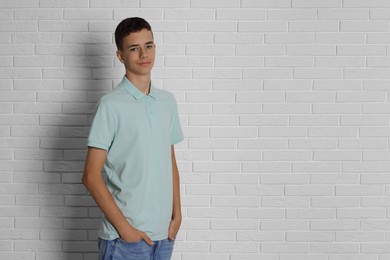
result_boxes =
[168,215,182,240]
[120,228,154,246]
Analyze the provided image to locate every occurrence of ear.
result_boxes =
[116,50,124,63]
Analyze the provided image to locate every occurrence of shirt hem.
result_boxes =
[87,141,109,151]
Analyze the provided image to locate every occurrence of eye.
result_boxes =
[130,47,138,52]
[146,44,154,49]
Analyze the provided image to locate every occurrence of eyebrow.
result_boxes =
[127,41,154,48]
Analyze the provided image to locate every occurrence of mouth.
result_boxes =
[137,62,151,67]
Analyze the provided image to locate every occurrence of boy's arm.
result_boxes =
[82,147,154,245]
[169,144,182,240]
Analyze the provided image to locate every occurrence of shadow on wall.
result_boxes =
[41,32,118,259]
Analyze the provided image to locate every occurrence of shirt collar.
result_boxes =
[120,75,157,100]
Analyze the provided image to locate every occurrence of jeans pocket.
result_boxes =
[118,237,143,244]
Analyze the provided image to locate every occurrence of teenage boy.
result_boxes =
[82,17,184,260]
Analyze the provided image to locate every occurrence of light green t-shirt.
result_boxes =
[87,75,184,241]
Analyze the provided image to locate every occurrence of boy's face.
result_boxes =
[116,29,155,77]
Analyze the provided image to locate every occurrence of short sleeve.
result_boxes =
[170,97,184,145]
[87,101,116,151]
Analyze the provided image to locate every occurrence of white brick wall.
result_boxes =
[1,0,390,259]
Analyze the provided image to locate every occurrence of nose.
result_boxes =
[140,47,148,59]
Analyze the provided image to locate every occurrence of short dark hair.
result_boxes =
[115,17,153,50]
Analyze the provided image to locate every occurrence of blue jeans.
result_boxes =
[98,237,175,260]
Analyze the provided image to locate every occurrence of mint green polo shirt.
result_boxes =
[87,75,184,241]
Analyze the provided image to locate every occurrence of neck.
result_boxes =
[125,72,151,95]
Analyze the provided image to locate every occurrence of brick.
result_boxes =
[341,115,388,126]
[310,174,358,184]
[0,21,37,31]
[344,0,390,7]
[314,150,361,161]
[310,219,364,231]
[188,21,237,32]
[260,172,304,183]
[188,208,236,218]
[38,21,87,32]
[64,57,114,68]
[312,104,360,114]
[262,197,309,208]
[338,208,386,219]
[289,21,338,32]
[14,149,62,160]
[183,253,230,260]
[265,57,313,67]
[12,33,61,44]
[217,9,265,20]
[189,115,238,126]
[215,33,263,44]
[244,68,291,79]
[259,127,306,137]
[360,128,390,138]
[186,44,234,56]
[282,254,325,260]
[368,33,390,44]
[293,0,341,7]
[339,138,386,149]
[341,21,388,32]
[343,162,390,173]
[311,242,358,253]
[213,104,261,114]
[238,209,284,219]
[286,231,334,242]
[316,56,365,67]
[210,174,257,184]
[337,45,386,56]
[36,252,82,260]
[287,45,335,55]
[242,0,291,8]
[316,33,365,44]
[362,174,390,184]
[193,69,241,79]
[191,0,238,7]
[292,162,341,173]
[309,127,358,137]
[266,32,313,44]
[237,45,284,56]
[165,57,213,67]
[14,171,60,183]
[285,186,333,196]
[264,79,311,90]
[211,196,259,207]
[40,229,87,240]
[0,68,41,79]
[267,9,316,20]
[336,185,383,196]
[64,9,112,20]
[214,150,262,161]
[13,8,62,19]
[236,184,283,196]
[215,57,263,67]
[362,197,390,207]
[286,209,335,219]
[36,44,85,55]
[211,219,259,230]
[318,9,369,19]
[40,115,87,126]
[261,242,309,253]
[239,22,286,32]
[235,91,285,103]
[261,220,308,230]
[312,197,359,208]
